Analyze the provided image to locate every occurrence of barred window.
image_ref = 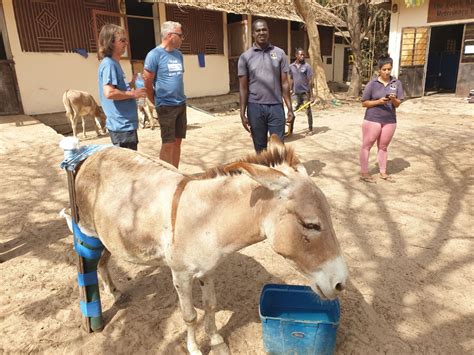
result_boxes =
[165,5,224,55]
[13,0,119,53]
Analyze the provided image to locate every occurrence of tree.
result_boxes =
[293,0,333,101]
[323,0,387,97]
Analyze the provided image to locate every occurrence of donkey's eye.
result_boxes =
[302,222,321,231]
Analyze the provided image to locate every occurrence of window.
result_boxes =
[13,0,119,53]
[400,27,428,66]
[461,24,474,63]
[166,5,224,55]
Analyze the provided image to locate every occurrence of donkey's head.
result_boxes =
[226,135,348,299]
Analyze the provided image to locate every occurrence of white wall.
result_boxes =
[159,4,230,99]
[3,0,132,115]
[322,55,333,81]
[389,0,474,76]
[333,43,347,83]
[183,55,229,98]
[4,0,229,115]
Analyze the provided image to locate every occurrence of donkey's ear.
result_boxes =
[296,164,309,176]
[268,134,285,152]
[223,162,290,191]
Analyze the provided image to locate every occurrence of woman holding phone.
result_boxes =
[359,54,404,182]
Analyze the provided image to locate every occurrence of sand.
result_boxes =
[0,94,472,354]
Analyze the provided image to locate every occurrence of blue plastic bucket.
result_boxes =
[259,284,340,355]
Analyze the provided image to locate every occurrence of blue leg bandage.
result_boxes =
[72,220,105,318]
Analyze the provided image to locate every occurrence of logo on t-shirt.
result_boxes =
[270,52,278,60]
[167,59,183,77]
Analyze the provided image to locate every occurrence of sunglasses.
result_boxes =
[170,32,184,39]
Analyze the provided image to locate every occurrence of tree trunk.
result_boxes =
[346,0,363,97]
[293,0,333,101]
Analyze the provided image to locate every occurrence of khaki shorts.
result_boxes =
[156,104,187,143]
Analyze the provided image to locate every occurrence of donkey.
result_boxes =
[137,97,157,130]
[62,89,107,138]
[69,135,348,355]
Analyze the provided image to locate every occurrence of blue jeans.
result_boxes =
[247,103,285,152]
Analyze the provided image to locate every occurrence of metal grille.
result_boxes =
[13,0,119,53]
[165,5,224,55]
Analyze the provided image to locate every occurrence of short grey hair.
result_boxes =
[161,21,181,39]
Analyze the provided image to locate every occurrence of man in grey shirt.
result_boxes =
[238,19,294,152]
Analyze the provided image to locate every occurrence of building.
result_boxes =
[388,0,474,97]
[0,0,346,115]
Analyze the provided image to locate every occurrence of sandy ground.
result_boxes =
[0,94,473,354]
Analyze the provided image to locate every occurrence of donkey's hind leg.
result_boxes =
[199,275,229,355]
[98,249,121,301]
[172,271,202,355]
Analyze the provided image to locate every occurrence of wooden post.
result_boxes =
[66,169,103,332]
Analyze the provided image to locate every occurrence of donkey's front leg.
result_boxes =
[173,271,202,355]
[199,275,230,355]
[81,116,87,138]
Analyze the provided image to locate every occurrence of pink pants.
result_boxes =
[359,120,397,174]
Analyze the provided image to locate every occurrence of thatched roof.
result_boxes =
[141,0,345,27]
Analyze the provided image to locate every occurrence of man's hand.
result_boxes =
[132,88,147,99]
[286,111,295,123]
[129,73,137,87]
[241,114,251,132]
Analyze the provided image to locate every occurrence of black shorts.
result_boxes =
[109,129,138,151]
[156,104,187,143]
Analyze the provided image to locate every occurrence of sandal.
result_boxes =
[359,173,376,183]
[304,130,314,136]
[379,173,395,182]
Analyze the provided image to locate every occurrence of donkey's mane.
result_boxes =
[194,143,300,180]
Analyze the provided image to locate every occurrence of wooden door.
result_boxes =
[0,60,21,115]
[228,20,248,92]
[0,6,21,115]
[398,27,429,98]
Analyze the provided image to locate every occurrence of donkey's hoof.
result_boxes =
[210,342,230,355]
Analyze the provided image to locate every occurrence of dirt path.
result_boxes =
[1,94,473,354]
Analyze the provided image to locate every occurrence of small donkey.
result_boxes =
[62,90,106,138]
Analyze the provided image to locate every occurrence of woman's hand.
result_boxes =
[378,96,390,105]
[388,94,401,108]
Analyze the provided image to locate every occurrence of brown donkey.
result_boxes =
[68,135,348,355]
[62,89,106,138]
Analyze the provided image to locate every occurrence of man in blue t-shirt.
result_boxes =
[289,48,314,136]
[238,19,294,153]
[97,24,146,150]
[143,21,186,168]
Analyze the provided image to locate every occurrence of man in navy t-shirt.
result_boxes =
[289,48,314,136]
[144,21,186,168]
[238,19,294,152]
[97,24,146,150]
